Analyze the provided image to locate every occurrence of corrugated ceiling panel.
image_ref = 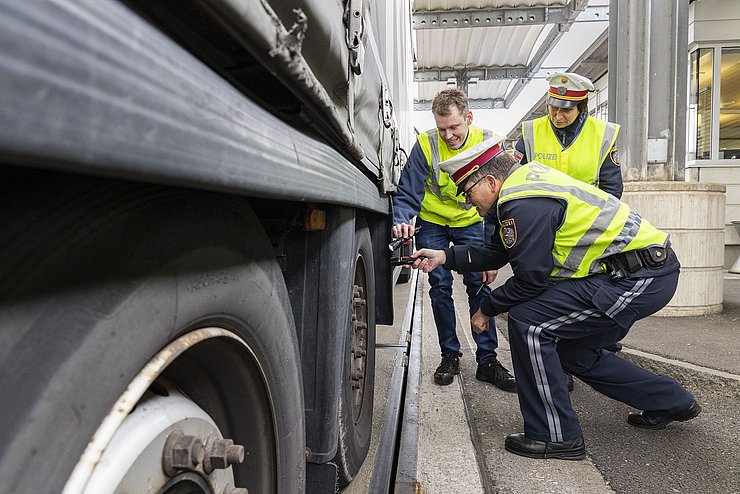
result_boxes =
[416,79,513,101]
[413,0,582,102]
[415,24,546,67]
[468,79,515,99]
[413,0,569,10]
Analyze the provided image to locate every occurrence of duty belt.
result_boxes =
[602,243,670,280]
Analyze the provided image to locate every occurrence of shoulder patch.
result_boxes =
[610,147,620,166]
[514,149,524,162]
[500,218,517,248]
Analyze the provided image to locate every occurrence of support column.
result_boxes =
[609,0,688,180]
[609,0,725,315]
[457,73,469,96]
[609,0,651,180]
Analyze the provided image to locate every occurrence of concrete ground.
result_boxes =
[343,270,740,493]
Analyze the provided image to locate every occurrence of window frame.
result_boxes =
[688,43,740,163]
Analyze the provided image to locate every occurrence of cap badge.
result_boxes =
[557,86,567,96]
[561,76,568,83]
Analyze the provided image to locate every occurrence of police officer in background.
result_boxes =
[515,72,623,199]
[517,72,625,373]
[392,88,515,391]
[412,137,700,460]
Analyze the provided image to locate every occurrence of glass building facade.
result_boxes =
[689,45,740,161]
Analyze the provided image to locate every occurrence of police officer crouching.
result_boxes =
[411,137,701,460]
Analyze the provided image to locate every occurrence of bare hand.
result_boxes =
[481,269,498,286]
[471,308,489,334]
[392,222,415,240]
[411,248,446,272]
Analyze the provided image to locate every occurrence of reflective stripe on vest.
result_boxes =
[521,116,620,187]
[498,162,667,280]
[415,127,492,226]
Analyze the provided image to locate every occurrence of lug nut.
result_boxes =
[204,434,246,473]
[162,429,205,476]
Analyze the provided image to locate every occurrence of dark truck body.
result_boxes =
[0,1,413,492]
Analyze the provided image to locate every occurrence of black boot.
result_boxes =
[476,359,516,392]
[434,355,460,385]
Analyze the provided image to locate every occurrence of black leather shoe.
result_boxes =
[504,433,586,460]
[477,359,516,392]
[434,355,459,385]
[627,400,702,429]
[565,372,574,392]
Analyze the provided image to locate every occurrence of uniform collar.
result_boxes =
[550,112,587,144]
[487,164,521,222]
[486,202,499,222]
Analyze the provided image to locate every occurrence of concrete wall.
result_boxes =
[687,164,740,269]
[687,0,740,269]
[623,182,726,315]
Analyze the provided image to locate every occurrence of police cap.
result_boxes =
[546,72,594,109]
[440,135,506,194]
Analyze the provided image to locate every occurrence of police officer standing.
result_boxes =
[515,72,623,199]
[392,88,515,391]
[412,137,701,459]
[517,72,625,369]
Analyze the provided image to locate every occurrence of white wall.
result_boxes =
[689,0,740,46]
[688,0,740,269]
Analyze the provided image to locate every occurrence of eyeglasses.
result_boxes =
[461,175,487,201]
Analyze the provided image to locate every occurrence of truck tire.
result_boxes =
[334,220,377,486]
[0,171,305,494]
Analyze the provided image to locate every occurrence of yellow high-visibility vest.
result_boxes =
[498,161,668,280]
[415,126,491,226]
[521,115,620,187]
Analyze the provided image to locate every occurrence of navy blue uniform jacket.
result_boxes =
[442,197,679,317]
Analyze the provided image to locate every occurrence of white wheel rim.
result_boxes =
[62,328,247,494]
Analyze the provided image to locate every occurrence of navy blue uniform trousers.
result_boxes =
[507,269,696,443]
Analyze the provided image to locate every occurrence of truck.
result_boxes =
[0,1,414,492]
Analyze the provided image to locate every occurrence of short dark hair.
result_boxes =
[432,88,469,116]
[465,152,517,185]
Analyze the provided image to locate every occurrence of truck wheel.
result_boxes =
[0,175,304,494]
[334,222,376,485]
[69,378,244,493]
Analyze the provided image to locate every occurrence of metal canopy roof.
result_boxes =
[412,0,608,110]
[505,29,609,145]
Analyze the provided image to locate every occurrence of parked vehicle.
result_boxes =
[0,1,413,492]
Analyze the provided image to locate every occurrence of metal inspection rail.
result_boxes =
[392,271,424,493]
[368,268,421,492]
